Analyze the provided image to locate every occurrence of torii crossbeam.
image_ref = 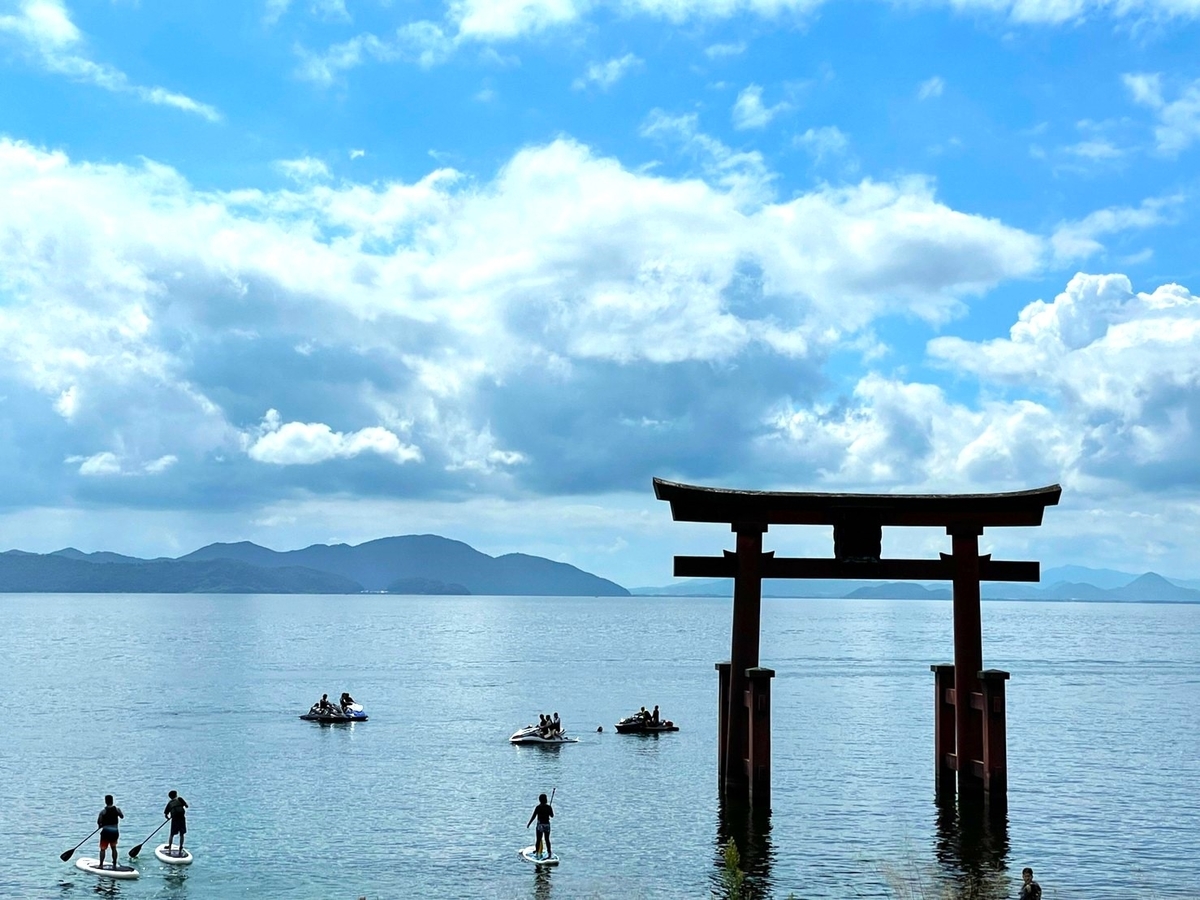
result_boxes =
[653,478,1062,807]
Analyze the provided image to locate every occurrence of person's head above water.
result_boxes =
[539,793,547,803]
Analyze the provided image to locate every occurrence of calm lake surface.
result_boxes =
[3,594,1198,899]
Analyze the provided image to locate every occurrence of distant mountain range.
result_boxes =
[0,535,629,596]
[631,566,1200,603]
[3,538,1195,602]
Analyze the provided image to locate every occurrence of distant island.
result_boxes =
[0,535,629,596]
[633,565,1200,603]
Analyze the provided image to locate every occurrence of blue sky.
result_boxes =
[1,0,1199,587]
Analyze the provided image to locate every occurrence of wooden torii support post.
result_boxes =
[653,478,1061,808]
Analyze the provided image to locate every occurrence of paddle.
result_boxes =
[545,788,557,858]
[128,817,170,859]
[60,826,101,862]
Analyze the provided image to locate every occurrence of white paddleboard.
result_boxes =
[519,845,560,867]
[76,857,139,879]
[154,844,194,865]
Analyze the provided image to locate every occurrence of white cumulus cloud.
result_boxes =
[762,271,1200,524]
[0,134,1044,514]
[927,273,1200,482]
[246,410,423,466]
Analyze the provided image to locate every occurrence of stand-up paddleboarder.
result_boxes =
[164,790,188,855]
[526,793,554,859]
[96,795,124,869]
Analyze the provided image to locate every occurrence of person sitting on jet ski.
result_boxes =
[315,693,336,713]
[339,692,356,712]
[551,712,562,735]
[538,714,550,736]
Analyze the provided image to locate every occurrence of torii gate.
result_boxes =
[653,478,1061,808]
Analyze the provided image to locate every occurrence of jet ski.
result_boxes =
[509,723,578,744]
[300,702,368,723]
[615,713,678,734]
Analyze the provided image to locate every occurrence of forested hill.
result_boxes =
[0,535,629,596]
[180,534,628,595]
[0,552,359,593]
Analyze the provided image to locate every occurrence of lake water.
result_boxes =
[3,594,1198,899]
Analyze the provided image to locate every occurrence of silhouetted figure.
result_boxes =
[526,793,555,859]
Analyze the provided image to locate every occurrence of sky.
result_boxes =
[1,0,1199,588]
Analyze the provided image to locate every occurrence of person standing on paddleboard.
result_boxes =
[526,793,554,859]
[164,790,188,855]
[96,795,124,869]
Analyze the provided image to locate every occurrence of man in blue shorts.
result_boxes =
[96,794,123,869]
[164,790,188,855]
[526,793,554,859]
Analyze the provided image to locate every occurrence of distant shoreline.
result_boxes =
[632,593,1200,605]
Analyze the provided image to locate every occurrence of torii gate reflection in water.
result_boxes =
[653,478,1061,808]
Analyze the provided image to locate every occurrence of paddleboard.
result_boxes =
[76,858,139,879]
[154,844,194,865]
[519,845,560,867]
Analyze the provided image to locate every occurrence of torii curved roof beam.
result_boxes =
[653,478,1062,528]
